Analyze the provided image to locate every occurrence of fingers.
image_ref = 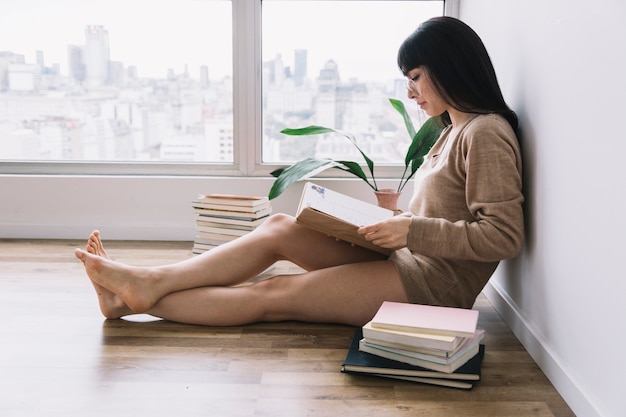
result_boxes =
[358,219,408,249]
[357,222,379,236]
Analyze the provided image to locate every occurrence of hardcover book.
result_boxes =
[295,182,394,255]
[195,214,269,227]
[362,321,464,354]
[371,301,479,339]
[192,204,272,219]
[196,194,269,208]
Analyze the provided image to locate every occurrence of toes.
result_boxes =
[85,230,108,257]
[74,248,86,261]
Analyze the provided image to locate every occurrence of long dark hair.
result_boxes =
[397,17,518,131]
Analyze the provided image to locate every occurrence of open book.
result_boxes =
[295,182,394,255]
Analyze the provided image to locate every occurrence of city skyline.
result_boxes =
[0,1,443,82]
[0,1,442,164]
[0,0,232,80]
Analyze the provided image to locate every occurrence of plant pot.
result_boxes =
[374,189,402,214]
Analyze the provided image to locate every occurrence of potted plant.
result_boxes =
[268,98,445,210]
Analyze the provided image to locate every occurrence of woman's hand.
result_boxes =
[357,215,411,249]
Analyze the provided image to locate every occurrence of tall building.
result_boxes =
[67,45,86,84]
[108,61,125,86]
[315,60,340,127]
[84,25,110,88]
[0,52,25,91]
[317,59,340,92]
[8,64,37,91]
[36,50,45,68]
[294,49,307,86]
[200,65,209,89]
[264,54,286,87]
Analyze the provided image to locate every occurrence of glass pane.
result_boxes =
[262,0,443,164]
[0,0,233,163]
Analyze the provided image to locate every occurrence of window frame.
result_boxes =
[0,0,457,177]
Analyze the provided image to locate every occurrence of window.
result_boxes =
[0,0,447,176]
[0,0,232,172]
[261,0,443,165]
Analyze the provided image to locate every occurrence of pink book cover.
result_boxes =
[371,302,479,338]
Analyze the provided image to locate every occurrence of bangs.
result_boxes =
[397,37,424,75]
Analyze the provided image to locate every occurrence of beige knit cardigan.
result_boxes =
[390,113,524,308]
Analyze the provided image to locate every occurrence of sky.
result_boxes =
[261,1,443,81]
[0,0,442,81]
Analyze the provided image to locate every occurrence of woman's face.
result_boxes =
[405,67,448,117]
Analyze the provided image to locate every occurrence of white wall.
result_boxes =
[460,1,626,416]
[0,175,412,240]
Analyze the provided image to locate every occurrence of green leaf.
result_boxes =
[338,131,377,188]
[267,157,379,200]
[281,125,377,190]
[334,160,376,189]
[270,167,285,178]
[398,117,445,192]
[389,98,416,139]
[268,158,340,200]
[405,117,443,165]
[280,126,336,136]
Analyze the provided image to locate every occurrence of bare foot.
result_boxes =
[79,230,130,318]
[90,281,134,319]
[85,230,110,259]
[74,248,160,315]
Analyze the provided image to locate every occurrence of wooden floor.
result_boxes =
[0,238,575,417]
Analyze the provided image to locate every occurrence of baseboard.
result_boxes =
[483,281,601,417]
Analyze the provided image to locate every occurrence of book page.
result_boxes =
[298,182,393,226]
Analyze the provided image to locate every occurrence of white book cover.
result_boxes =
[297,182,393,226]
[371,301,479,339]
[295,182,394,255]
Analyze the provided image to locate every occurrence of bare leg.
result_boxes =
[144,260,409,326]
[75,214,389,317]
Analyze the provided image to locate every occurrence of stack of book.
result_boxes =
[342,301,486,390]
[191,194,272,255]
